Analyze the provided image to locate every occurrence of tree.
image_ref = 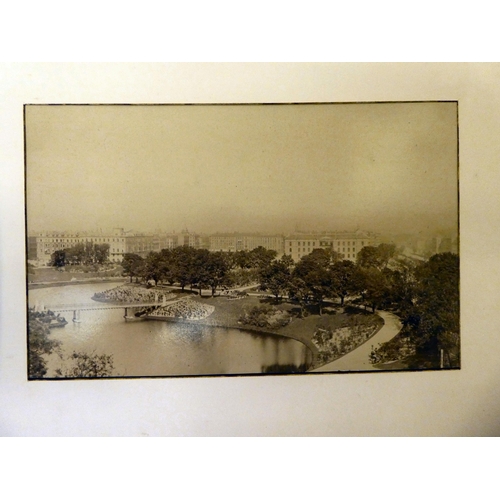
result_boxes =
[357,243,396,270]
[94,243,110,265]
[385,259,417,313]
[323,247,344,265]
[330,259,358,306]
[171,246,196,291]
[28,315,61,378]
[64,243,86,265]
[280,254,295,270]
[259,259,291,301]
[52,241,110,267]
[293,249,332,315]
[51,250,66,268]
[287,276,310,318]
[234,250,253,269]
[377,243,396,269]
[357,266,391,312]
[204,251,230,297]
[55,351,115,378]
[142,251,165,286]
[190,248,211,295]
[248,246,277,271]
[122,253,144,283]
[405,253,459,364]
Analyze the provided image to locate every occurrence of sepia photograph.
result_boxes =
[25,101,459,379]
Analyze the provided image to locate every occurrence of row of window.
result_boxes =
[41,238,125,244]
[288,240,366,246]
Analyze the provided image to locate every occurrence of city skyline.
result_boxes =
[25,102,458,238]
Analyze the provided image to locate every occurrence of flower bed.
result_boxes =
[369,333,416,365]
[147,297,215,321]
[312,314,382,365]
[239,304,291,330]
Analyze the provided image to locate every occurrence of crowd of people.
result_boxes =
[92,285,177,304]
[147,298,215,321]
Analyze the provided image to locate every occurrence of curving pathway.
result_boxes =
[311,310,402,372]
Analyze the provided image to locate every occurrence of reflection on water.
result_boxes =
[29,283,312,377]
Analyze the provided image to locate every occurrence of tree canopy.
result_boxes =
[357,243,395,270]
[51,242,110,267]
[406,252,460,359]
[28,315,60,378]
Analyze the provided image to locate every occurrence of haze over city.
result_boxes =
[25,102,458,238]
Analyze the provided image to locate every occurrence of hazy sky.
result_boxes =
[26,102,458,236]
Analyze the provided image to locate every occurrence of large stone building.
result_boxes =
[29,227,377,265]
[208,233,285,255]
[29,228,204,264]
[284,231,376,262]
[29,228,128,263]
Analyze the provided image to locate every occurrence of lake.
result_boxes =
[29,283,312,377]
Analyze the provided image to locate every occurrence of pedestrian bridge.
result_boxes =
[37,301,173,322]
[44,302,166,312]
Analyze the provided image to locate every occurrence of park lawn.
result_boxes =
[277,305,384,359]
[191,294,264,329]
[276,308,348,355]
[28,265,123,283]
[165,294,383,363]
[188,295,381,362]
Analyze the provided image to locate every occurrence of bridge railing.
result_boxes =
[36,301,166,310]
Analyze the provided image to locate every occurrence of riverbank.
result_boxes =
[164,295,385,368]
[167,294,319,353]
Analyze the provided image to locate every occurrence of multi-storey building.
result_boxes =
[284,231,376,262]
[30,228,127,263]
[209,233,285,255]
[124,233,156,257]
[30,228,205,264]
[178,230,201,249]
[30,228,376,265]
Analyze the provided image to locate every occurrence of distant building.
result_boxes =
[30,227,377,265]
[31,228,128,263]
[284,230,376,262]
[30,228,205,264]
[178,230,201,249]
[209,233,285,254]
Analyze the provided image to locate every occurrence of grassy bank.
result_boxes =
[28,277,127,290]
[187,295,382,366]
[28,265,123,284]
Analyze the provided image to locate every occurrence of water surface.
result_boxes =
[29,284,312,377]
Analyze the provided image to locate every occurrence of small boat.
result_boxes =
[48,317,68,328]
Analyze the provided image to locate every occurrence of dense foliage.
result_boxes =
[28,309,117,378]
[369,252,460,368]
[55,352,115,378]
[124,246,276,296]
[51,242,110,267]
[259,245,459,368]
[239,304,291,329]
[28,314,61,378]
